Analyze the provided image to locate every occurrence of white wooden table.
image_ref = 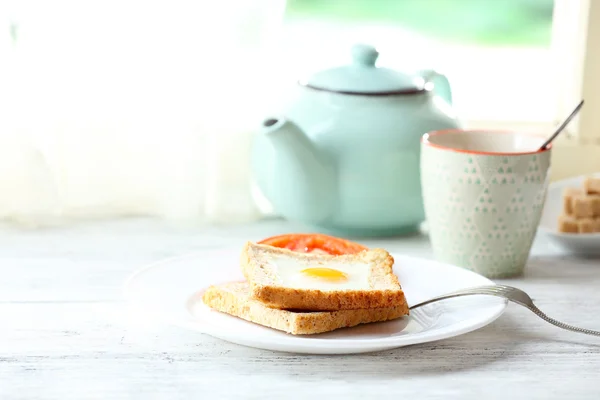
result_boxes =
[1,218,599,399]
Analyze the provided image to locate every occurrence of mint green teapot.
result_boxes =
[251,44,461,236]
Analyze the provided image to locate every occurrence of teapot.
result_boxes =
[251,44,461,236]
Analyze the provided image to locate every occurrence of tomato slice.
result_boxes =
[257,233,367,255]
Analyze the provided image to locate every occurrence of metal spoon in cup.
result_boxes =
[539,100,585,151]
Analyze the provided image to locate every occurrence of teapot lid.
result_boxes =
[300,44,426,95]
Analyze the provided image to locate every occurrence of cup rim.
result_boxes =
[421,129,553,156]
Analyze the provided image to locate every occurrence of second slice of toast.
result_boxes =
[240,242,408,311]
[202,281,409,335]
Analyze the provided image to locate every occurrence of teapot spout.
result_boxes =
[252,117,336,224]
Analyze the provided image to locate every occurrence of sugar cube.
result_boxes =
[562,187,584,215]
[584,176,600,195]
[578,218,596,233]
[557,214,579,233]
[571,195,597,218]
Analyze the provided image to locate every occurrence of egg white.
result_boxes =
[268,256,371,291]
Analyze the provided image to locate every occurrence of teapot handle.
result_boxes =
[419,69,452,105]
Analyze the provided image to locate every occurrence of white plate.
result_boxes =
[538,172,600,255]
[123,248,507,354]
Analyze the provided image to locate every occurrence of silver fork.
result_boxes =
[410,284,600,337]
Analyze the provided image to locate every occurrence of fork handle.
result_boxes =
[527,304,600,337]
[409,290,498,310]
[410,291,600,337]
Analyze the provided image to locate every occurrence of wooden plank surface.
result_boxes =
[1,218,599,399]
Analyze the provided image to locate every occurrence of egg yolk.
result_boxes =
[301,267,348,282]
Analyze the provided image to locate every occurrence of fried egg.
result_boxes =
[269,256,371,290]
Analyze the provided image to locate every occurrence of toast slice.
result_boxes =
[240,242,407,311]
[202,281,409,335]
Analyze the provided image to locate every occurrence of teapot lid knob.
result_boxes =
[301,43,426,94]
[351,44,379,67]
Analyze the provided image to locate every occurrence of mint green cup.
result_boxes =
[420,130,552,278]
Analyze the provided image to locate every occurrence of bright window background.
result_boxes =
[0,0,562,226]
[2,0,557,124]
[275,0,556,124]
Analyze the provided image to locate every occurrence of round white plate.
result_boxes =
[123,248,507,354]
[538,172,600,255]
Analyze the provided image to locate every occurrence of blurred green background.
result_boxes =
[286,0,555,47]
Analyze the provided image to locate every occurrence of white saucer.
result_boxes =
[538,172,600,255]
[123,248,507,354]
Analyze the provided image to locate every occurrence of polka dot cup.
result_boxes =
[420,130,552,278]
